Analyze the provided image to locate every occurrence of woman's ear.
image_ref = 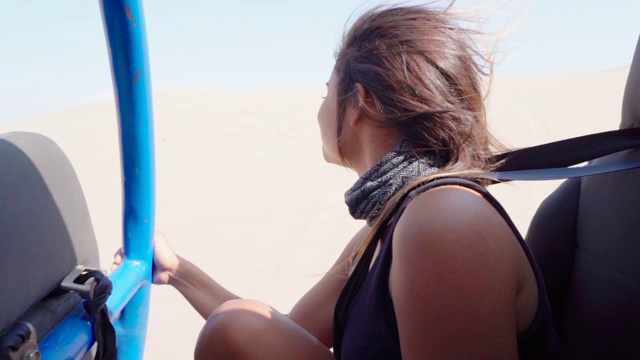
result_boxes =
[348,83,368,127]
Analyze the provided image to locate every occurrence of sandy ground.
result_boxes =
[0,66,630,358]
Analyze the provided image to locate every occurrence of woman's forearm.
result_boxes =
[169,256,240,319]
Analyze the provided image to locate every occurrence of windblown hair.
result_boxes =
[334,3,507,261]
[335,2,503,171]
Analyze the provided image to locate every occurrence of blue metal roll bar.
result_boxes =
[38,0,155,358]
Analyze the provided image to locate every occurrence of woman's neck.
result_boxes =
[344,139,440,225]
[349,131,402,177]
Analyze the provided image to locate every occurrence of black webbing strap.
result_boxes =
[487,127,640,181]
[494,127,640,171]
[63,267,117,360]
[484,162,640,181]
[1,268,116,360]
[0,323,37,359]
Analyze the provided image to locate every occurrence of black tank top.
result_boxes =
[333,178,563,359]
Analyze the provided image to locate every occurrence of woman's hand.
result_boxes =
[152,231,180,285]
[112,231,240,319]
[110,231,180,285]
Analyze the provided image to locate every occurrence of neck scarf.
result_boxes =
[345,140,439,226]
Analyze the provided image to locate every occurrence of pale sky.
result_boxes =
[1,1,638,125]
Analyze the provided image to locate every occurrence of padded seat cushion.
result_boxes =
[526,148,640,359]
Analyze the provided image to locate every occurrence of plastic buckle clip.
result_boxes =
[60,265,103,300]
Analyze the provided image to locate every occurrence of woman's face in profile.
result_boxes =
[317,70,341,165]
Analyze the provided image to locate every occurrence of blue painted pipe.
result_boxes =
[38,1,154,358]
[100,0,156,358]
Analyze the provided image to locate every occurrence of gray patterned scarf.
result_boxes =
[345,140,440,226]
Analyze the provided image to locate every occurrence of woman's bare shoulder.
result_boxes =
[392,184,517,254]
[389,185,522,357]
[390,184,523,300]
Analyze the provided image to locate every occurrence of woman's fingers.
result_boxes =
[109,232,178,283]
[110,248,123,272]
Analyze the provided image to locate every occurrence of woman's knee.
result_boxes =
[195,299,274,358]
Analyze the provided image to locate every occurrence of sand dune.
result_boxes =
[0,66,630,358]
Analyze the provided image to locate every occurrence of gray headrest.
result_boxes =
[0,132,99,333]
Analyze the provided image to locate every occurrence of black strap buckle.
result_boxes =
[60,265,105,300]
[60,265,116,360]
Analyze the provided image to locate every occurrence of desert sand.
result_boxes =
[0,66,630,358]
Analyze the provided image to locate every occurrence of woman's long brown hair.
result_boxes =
[333,3,507,263]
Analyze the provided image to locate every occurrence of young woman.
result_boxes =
[115,4,562,359]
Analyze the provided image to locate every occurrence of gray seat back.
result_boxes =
[526,36,640,359]
[0,132,99,334]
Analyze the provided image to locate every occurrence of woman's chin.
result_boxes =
[322,149,343,167]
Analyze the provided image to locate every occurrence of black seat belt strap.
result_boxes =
[494,127,640,171]
[484,127,640,181]
[61,266,116,360]
[484,162,640,181]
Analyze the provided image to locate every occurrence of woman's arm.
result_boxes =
[112,232,240,319]
[390,186,528,359]
[155,232,241,319]
[288,224,370,348]
[113,227,369,345]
